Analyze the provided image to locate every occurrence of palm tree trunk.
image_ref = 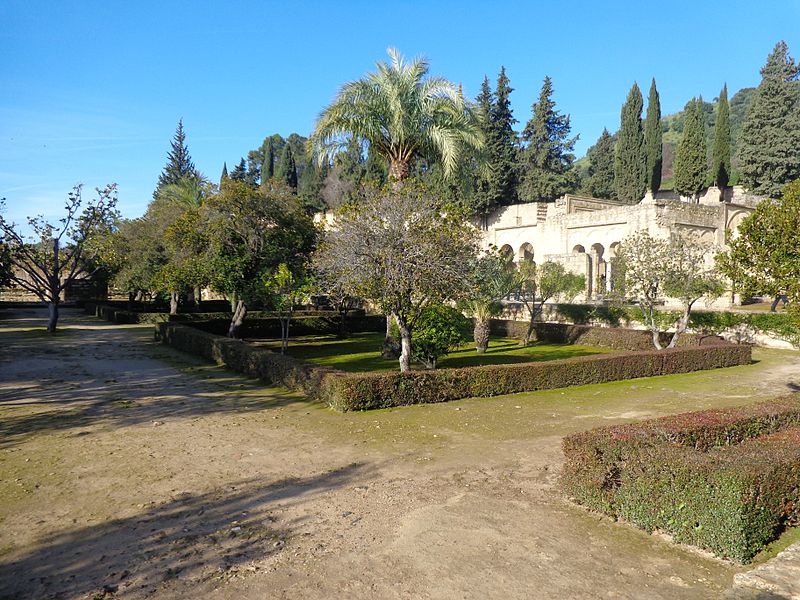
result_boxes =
[389,159,410,183]
[474,318,490,353]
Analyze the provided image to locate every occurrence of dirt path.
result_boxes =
[1,307,799,600]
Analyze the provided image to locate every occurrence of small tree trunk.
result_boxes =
[337,309,348,338]
[667,305,693,349]
[382,313,400,358]
[47,301,59,333]
[229,291,238,312]
[280,314,291,354]
[397,322,412,373]
[228,300,247,338]
[522,319,537,346]
[194,286,202,310]
[474,318,490,353]
[169,291,179,315]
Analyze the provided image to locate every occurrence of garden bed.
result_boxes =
[155,322,751,411]
[561,397,800,562]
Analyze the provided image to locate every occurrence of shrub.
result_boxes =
[561,396,800,562]
[412,304,469,369]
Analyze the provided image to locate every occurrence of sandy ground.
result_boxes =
[1,307,799,600]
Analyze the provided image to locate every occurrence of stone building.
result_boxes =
[481,186,760,307]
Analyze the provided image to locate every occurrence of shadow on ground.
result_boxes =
[0,463,371,600]
[0,308,315,448]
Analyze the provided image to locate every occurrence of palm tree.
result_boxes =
[156,174,210,209]
[311,48,483,182]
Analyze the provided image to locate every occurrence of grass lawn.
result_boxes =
[248,331,610,373]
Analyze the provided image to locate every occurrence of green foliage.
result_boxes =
[262,140,275,183]
[311,48,483,182]
[614,231,723,349]
[203,180,317,305]
[411,304,468,368]
[717,179,800,307]
[483,67,519,210]
[614,83,646,203]
[562,397,800,562]
[276,144,298,189]
[739,41,800,197]
[519,76,578,202]
[644,79,662,193]
[156,120,197,195]
[586,128,616,199]
[712,84,732,188]
[674,98,709,198]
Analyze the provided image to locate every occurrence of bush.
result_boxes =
[561,397,800,562]
[412,304,469,368]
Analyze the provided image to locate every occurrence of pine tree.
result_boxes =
[674,99,708,200]
[712,84,732,188]
[276,144,298,189]
[471,76,494,215]
[614,83,646,203]
[230,158,247,182]
[519,76,578,202]
[156,119,196,194]
[262,141,275,185]
[739,41,800,198]
[220,162,229,185]
[587,128,616,199]
[644,78,662,193]
[487,67,519,207]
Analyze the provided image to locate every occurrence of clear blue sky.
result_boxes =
[2,0,798,225]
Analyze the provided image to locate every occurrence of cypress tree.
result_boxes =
[739,41,800,198]
[220,162,229,185]
[519,76,578,202]
[614,83,646,203]
[711,84,732,188]
[487,67,519,207]
[262,141,275,184]
[156,119,196,194]
[674,99,708,200]
[644,78,662,193]
[276,144,298,189]
[587,128,616,199]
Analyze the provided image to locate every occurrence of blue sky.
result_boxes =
[2,0,798,225]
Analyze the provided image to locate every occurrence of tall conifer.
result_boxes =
[472,76,494,215]
[519,76,578,202]
[739,41,800,197]
[156,119,196,194]
[220,162,229,185]
[587,128,616,199]
[674,99,708,200]
[614,83,646,203]
[277,144,298,189]
[487,67,519,207]
[644,79,662,193]
[711,84,732,188]
[262,141,275,184]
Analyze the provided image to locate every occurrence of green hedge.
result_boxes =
[546,303,799,347]
[561,397,800,562]
[490,320,720,351]
[156,323,750,412]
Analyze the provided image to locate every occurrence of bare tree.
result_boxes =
[614,231,725,349]
[313,184,479,373]
[0,184,118,332]
[516,261,585,345]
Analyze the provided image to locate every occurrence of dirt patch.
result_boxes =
[1,307,799,599]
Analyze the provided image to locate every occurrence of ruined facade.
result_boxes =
[481,186,760,307]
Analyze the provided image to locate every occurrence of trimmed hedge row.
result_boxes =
[156,323,751,412]
[561,396,800,562]
[490,320,720,351]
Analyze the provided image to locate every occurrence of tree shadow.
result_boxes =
[0,463,372,600]
[0,308,317,448]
